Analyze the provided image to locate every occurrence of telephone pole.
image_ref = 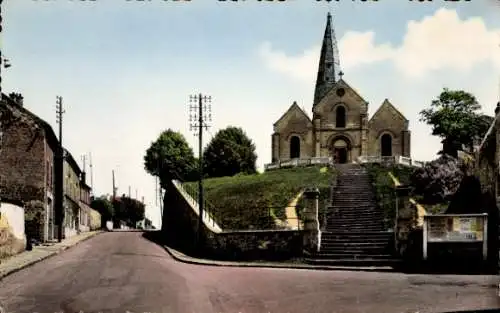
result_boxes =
[112,170,117,199]
[189,93,212,250]
[89,152,94,194]
[55,96,65,242]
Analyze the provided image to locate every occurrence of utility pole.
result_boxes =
[112,170,116,199]
[89,152,94,194]
[55,96,65,242]
[81,154,87,173]
[189,93,212,250]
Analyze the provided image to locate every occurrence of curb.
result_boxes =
[162,245,397,273]
[0,231,103,280]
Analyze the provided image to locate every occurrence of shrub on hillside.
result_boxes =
[410,155,463,204]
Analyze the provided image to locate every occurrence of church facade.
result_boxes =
[271,13,411,164]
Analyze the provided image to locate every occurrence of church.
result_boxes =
[271,13,411,164]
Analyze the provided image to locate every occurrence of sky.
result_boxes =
[2,0,500,229]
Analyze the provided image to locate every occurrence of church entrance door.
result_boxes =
[332,138,350,164]
[335,148,348,164]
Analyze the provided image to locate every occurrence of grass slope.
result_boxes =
[185,166,332,230]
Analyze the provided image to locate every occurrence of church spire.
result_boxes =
[313,12,341,106]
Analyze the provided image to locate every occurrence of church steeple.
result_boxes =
[313,12,341,106]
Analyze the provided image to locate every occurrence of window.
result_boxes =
[336,106,346,128]
[290,136,301,159]
[381,134,392,156]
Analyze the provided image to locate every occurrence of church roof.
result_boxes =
[369,98,408,123]
[314,77,368,109]
[273,101,311,127]
[313,12,341,106]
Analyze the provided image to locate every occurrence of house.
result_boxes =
[0,93,58,242]
[63,149,82,238]
[79,171,92,232]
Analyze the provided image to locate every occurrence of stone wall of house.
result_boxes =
[24,200,46,243]
[88,207,102,230]
[0,105,47,204]
[163,180,304,259]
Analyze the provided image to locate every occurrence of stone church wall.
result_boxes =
[367,103,409,157]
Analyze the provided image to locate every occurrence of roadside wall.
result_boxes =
[205,230,303,261]
[0,202,26,258]
[88,208,102,230]
[163,180,304,259]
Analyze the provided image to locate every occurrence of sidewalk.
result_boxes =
[163,245,396,272]
[0,230,103,280]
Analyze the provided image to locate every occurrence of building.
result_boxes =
[271,13,411,164]
[63,149,82,238]
[79,171,92,232]
[0,93,58,242]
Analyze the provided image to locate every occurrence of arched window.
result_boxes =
[290,136,300,159]
[336,106,346,128]
[381,134,392,157]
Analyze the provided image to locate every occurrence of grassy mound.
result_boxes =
[184,166,333,230]
[364,163,416,229]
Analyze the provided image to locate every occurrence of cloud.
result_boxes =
[395,8,500,77]
[258,8,500,80]
[257,42,320,82]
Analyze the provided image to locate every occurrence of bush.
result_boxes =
[410,155,463,204]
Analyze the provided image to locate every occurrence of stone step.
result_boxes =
[333,191,372,195]
[321,237,391,244]
[326,220,384,227]
[328,212,384,218]
[332,200,376,204]
[322,231,393,238]
[319,247,390,255]
[304,257,400,267]
[311,253,394,260]
[325,226,385,232]
[321,241,388,248]
[329,213,383,218]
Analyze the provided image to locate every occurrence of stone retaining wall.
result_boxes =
[205,230,303,261]
[163,180,304,260]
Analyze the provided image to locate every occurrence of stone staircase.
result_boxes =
[306,163,399,266]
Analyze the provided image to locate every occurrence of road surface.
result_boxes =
[0,231,499,313]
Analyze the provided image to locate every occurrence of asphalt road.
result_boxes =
[0,231,499,313]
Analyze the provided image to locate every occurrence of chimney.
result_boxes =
[496,102,500,116]
[9,93,23,106]
[81,171,86,184]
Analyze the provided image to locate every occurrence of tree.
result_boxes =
[144,129,197,186]
[419,88,492,157]
[90,196,114,225]
[203,126,257,178]
[111,195,145,227]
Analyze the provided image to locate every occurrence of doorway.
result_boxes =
[335,147,348,164]
[381,134,392,157]
[332,138,350,164]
